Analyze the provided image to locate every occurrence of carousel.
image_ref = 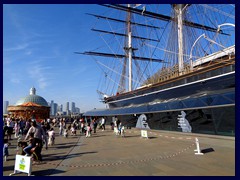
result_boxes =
[7,87,50,121]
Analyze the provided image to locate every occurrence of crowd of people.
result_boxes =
[3,116,125,162]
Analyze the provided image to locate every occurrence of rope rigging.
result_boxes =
[78,4,235,101]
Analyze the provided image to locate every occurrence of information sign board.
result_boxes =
[9,155,32,176]
[141,130,148,138]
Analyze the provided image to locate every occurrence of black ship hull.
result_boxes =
[106,63,235,109]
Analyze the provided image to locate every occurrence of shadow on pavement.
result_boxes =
[43,151,98,161]
[33,169,65,176]
[148,137,158,139]
[86,134,107,138]
[53,142,78,146]
[115,135,140,138]
[54,145,78,149]
[3,165,15,171]
[201,148,215,154]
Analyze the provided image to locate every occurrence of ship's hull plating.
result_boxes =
[109,106,235,136]
[106,64,235,109]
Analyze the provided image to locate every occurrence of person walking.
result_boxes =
[14,120,20,138]
[93,118,98,133]
[19,118,25,136]
[3,139,10,161]
[116,118,121,130]
[86,123,92,137]
[59,119,64,136]
[80,118,85,135]
[101,117,106,131]
[6,117,14,140]
[24,119,31,135]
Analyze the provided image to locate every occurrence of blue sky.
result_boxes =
[3,4,109,112]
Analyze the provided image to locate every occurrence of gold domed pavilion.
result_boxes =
[7,87,50,120]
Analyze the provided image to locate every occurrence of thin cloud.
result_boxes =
[28,62,53,90]
[4,68,24,85]
[25,51,32,55]
[38,77,48,89]
[71,66,88,76]
[10,77,21,84]
[3,43,29,52]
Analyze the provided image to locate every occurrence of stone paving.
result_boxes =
[3,126,235,176]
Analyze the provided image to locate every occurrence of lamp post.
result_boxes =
[217,23,235,32]
[189,23,235,70]
[189,33,206,71]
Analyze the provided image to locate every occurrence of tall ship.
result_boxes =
[78,4,235,136]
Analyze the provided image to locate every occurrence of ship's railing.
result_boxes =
[142,63,191,85]
[142,45,234,85]
[192,45,235,67]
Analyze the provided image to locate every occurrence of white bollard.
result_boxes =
[194,137,204,155]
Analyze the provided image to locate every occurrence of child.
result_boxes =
[3,139,10,161]
[81,122,86,135]
[86,123,92,137]
[118,122,124,136]
[63,129,68,138]
[47,128,55,146]
[71,125,76,136]
[23,132,36,156]
[14,121,20,138]
[120,126,125,137]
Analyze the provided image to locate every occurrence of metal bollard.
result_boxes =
[194,137,204,155]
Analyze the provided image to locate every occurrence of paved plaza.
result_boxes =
[3,126,235,176]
